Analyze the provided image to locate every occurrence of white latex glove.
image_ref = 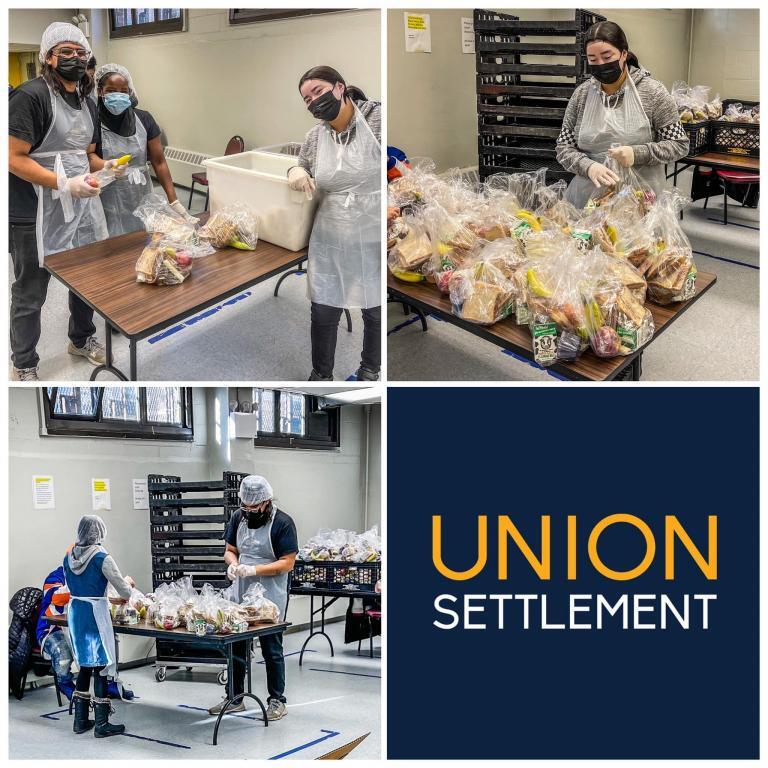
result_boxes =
[235,563,259,579]
[103,158,127,178]
[607,145,635,167]
[287,166,316,200]
[65,174,101,198]
[169,200,188,217]
[124,576,136,588]
[226,563,238,582]
[587,162,621,189]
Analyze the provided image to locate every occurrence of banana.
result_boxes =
[437,242,453,256]
[605,224,618,244]
[516,210,542,232]
[526,268,552,298]
[584,300,603,333]
[116,154,132,166]
[391,268,425,283]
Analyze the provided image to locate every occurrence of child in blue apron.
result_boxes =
[63,515,133,738]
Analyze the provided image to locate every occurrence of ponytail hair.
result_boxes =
[298,65,367,104]
[584,21,641,69]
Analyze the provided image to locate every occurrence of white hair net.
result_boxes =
[76,515,107,546]
[39,22,91,64]
[94,62,137,97]
[239,475,274,506]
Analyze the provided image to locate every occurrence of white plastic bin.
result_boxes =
[203,150,317,252]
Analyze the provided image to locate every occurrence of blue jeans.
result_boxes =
[44,630,74,685]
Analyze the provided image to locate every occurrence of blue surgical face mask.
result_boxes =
[103,92,132,115]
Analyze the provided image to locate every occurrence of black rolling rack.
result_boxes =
[148,470,247,683]
[474,9,606,183]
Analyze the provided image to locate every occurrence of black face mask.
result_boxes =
[308,87,342,121]
[55,58,87,82]
[244,507,270,529]
[588,59,624,85]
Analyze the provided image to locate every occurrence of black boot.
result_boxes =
[308,370,333,381]
[355,366,379,381]
[93,697,125,738]
[73,691,95,734]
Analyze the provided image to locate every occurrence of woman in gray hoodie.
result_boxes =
[556,21,689,207]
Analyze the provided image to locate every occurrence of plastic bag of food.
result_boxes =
[154,594,184,630]
[535,180,584,235]
[586,152,656,213]
[722,102,759,123]
[387,215,433,283]
[199,202,259,250]
[448,257,516,325]
[135,233,192,285]
[643,190,697,304]
[240,582,280,623]
[133,192,201,244]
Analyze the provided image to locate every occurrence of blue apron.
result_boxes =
[63,551,113,671]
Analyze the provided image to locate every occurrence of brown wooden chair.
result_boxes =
[188,135,245,211]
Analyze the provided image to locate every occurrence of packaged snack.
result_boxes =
[135,233,192,285]
[240,582,280,623]
[199,202,259,250]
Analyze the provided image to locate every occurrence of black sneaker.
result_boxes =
[309,370,333,381]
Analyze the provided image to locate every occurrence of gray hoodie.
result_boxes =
[555,67,689,178]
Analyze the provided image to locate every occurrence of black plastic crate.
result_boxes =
[292,561,381,592]
[476,40,579,56]
[477,78,576,99]
[722,98,759,113]
[683,120,710,157]
[709,121,759,157]
[479,118,562,140]
[476,61,578,78]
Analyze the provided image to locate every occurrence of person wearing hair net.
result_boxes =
[8,23,116,381]
[94,63,188,237]
[63,515,135,738]
[209,476,298,719]
[289,65,381,382]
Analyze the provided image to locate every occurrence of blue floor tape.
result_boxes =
[40,708,69,721]
[706,216,759,231]
[148,291,252,344]
[693,249,759,270]
[308,668,381,679]
[387,313,424,336]
[269,729,340,759]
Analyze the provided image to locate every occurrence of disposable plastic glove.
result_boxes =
[235,563,259,578]
[103,158,127,179]
[287,166,316,200]
[169,200,188,217]
[607,145,635,167]
[587,162,621,188]
[64,174,101,198]
[226,563,238,582]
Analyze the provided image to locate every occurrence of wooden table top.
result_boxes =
[681,152,759,171]
[46,613,289,644]
[388,270,717,381]
[44,216,307,339]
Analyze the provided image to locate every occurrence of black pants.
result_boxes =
[9,222,96,369]
[311,302,381,379]
[231,633,286,703]
[76,665,108,698]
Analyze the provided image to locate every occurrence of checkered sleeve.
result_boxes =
[631,80,690,166]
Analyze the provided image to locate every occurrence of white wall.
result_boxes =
[9,387,381,658]
[8,9,78,47]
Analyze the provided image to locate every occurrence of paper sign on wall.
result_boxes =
[405,12,431,53]
[132,479,148,510]
[33,475,55,510]
[91,478,111,511]
[461,17,475,54]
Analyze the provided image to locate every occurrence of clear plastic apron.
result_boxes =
[234,513,288,620]
[308,104,381,310]
[68,595,117,678]
[99,115,154,237]
[29,83,109,266]
[565,73,667,208]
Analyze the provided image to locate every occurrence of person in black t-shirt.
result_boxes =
[208,475,298,721]
[8,23,116,380]
[93,63,188,237]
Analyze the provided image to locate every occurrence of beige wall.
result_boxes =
[689,9,759,102]
[84,8,380,157]
[388,8,754,172]
[8,9,78,47]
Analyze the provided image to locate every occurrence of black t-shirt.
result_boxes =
[224,508,299,558]
[95,108,161,158]
[9,77,99,223]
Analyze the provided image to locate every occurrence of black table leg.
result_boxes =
[273,261,306,297]
[633,353,643,381]
[129,339,137,380]
[246,640,252,695]
[299,595,336,666]
[90,321,129,381]
[344,309,353,333]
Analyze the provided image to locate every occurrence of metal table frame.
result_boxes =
[289,588,379,666]
[47,616,289,745]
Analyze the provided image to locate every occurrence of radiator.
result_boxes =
[161,146,214,189]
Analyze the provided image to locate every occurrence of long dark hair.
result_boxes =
[298,65,367,104]
[40,50,93,101]
[584,21,640,69]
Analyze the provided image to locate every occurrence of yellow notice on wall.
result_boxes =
[91,478,111,511]
[404,12,431,53]
[33,475,55,510]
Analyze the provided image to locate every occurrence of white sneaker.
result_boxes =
[12,366,39,381]
[208,699,246,716]
[67,336,106,366]
[266,699,287,721]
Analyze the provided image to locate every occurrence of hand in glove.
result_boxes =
[287,166,316,200]
[226,563,238,582]
[235,564,260,579]
[103,158,127,178]
[64,174,101,198]
[169,199,189,218]
[587,162,621,189]
[607,145,635,167]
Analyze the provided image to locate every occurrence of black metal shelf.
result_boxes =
[150,513,227,525]
[149,480,225,493]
